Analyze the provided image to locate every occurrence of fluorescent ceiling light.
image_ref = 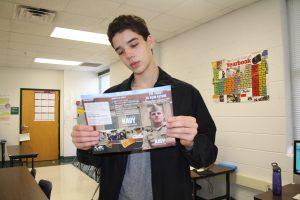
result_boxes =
[51,27,110,45]
[34,58,82,66]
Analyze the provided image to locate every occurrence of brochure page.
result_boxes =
[78,85,175,154]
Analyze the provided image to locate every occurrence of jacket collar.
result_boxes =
[119,67,173,90]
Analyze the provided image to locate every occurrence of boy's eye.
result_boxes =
[130,43,138,48]
[116,50,124,55]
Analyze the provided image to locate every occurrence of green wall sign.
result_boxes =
[11,107,19,115]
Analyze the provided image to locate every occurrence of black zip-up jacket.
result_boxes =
[77,67,218,200]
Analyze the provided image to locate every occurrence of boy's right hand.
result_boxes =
[71,125,100,150]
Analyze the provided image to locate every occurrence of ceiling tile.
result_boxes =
[166,0,221,21]
[149,14,195,32]
[8,41,43,55]
[110,0,126,3]
[0,41,9,49]
[53,12,104,32]
[0,48,7,56]
[11,0,70,11]
[10,32,48,45]
[0,0,261,70]
[110,4,161,22]
[0,1,14,19]
[0,30,10,41]
[33,52,75,61]
[227,0,260,10]
[207,0,258,8]
[150,29,173,42]
[173,21,199,36]
[7,49,36,57]
[29,62,100,72]
[6,57,31,68]
[66,0,121,19]
[0,54,7,66]
[196,7,234,25]
[11,20,54,36]
[0,18,11,31]
[44,37,108,56]
[125,0,185,13]
[7,53,33,61]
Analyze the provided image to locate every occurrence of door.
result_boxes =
[20,89,60,161]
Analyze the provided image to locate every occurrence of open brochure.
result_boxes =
[77,85,176,154]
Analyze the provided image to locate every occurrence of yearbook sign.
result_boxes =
[212,50,269,103]
[78,85,175,154]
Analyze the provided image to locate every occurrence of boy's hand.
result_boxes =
[71,125,100,150]
[166,116,198,148]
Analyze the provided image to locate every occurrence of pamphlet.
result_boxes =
[78,85,175,154]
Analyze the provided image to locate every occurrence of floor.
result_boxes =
[4,159,260,200]
[35,164,259,200]
[196,174,261,200]
[35,164,99,200]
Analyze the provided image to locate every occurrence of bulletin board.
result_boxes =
[212,50,269,103]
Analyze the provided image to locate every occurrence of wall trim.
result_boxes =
[232,174,270,192]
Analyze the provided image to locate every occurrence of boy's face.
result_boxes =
[111,29,154,75]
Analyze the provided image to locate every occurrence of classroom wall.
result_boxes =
[108,0,294,187]
[0,67,98,158]
[160,0,293,185]
[0,67,63,155]
[62,70,99,157]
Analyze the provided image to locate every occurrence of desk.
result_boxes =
[254,184,300,200]
[0,166,48,200]
[7,145,38,169]
[190,164,235,200]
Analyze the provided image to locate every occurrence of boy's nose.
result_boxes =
[125,49,134,59]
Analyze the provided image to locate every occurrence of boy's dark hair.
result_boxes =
[107,15,150,46]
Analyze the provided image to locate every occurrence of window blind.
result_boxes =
[288,0,300,140]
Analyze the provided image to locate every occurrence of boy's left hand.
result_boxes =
[166,116,198,148]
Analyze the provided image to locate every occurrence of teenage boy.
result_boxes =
[71,15,218,200]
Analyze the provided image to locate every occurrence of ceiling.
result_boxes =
[0,0,260,72]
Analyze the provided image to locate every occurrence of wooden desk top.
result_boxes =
[190,164,234,180]
[254,184,300,200]
[0,166,48,200]
[7,145,38,158]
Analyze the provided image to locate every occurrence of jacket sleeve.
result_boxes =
[77,149,103,168]
[179,88,218,168]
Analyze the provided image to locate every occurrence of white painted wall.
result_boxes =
[0,67,63,156]
[0,67,98,159]
[160,0,293,184]
[110,61,131,87]
[62,70,99,157]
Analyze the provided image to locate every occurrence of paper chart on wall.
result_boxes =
[34,91,55,121]
[211,49,269,103]
[0,96,10,121]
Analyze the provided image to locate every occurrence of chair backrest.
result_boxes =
[38,179,52,199]
[30,168,36,178]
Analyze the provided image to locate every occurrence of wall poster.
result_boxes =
[34,91,55,121]
[0,96,10,121]
[212,50,269,103]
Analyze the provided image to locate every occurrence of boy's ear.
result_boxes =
[146,35,155,48]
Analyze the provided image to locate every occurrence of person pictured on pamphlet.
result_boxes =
[71,14,218,200]
[142,104,168,150]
